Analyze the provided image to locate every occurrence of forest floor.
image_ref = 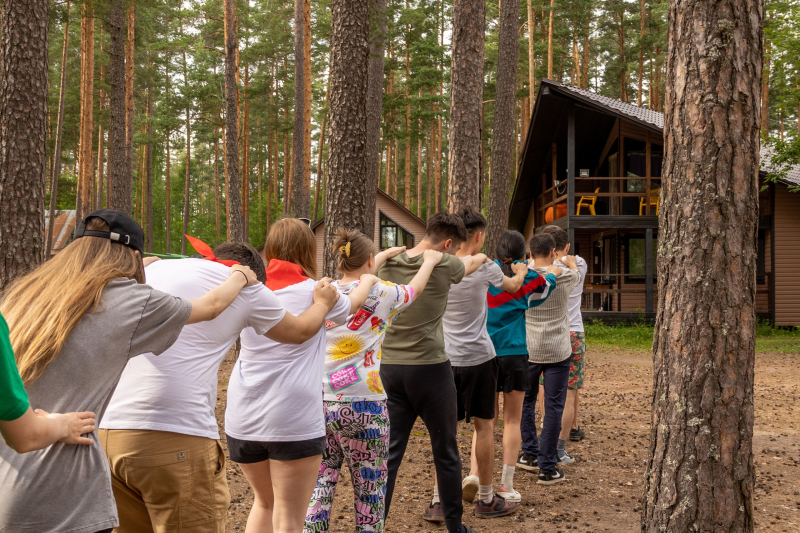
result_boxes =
[216,348,800,533]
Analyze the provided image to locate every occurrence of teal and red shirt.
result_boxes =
[486,260,556,356]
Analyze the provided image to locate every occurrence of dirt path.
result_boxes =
[217,350,800,532]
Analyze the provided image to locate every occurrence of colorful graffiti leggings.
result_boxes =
[303,400,390,533]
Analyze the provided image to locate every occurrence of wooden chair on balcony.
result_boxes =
[576,188,600,215]
[639,188,660,215]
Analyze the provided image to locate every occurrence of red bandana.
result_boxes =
[265,259,309,291]
[184,235,240,267]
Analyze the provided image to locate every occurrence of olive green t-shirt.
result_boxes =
[379,252,465,365]
[0,312,29,421]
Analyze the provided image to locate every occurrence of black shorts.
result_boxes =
[496,354,530,393]
[452,358,498,422]
[226,435,325,463]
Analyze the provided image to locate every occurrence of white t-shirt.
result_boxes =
[224,260,351,442]
[101,259,286,440]
[323,280,415,401]
[555,255,587,332]
[443,257,505,367]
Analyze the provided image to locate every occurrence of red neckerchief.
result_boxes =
[184,235,240,266]
[265,259,309,291]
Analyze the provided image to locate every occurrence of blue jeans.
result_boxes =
[520,356,571,472]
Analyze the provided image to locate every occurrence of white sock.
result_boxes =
[432,485,440,504]
[500,464,515,492]
[478,484,493,504]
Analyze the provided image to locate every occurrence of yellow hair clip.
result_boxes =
[339,242,351,257]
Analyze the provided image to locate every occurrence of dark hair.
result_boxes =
[456,207,486,237]
[495,231,527,277]
[424,212,468,244]
[542,225,569,251]
[529,233,556,258]
[214,242,267,283]
[332,228,375,273]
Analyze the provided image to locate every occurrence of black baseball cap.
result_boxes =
[74,209,144,254]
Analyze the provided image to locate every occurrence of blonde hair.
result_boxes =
[0,218,144,385]
[332,228,375,273]
[263,218,317,278]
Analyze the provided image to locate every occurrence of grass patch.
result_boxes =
[584,320,800,353]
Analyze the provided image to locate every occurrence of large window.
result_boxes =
[380,212,415,250]
[623,235,657,283]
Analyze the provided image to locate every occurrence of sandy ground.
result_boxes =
[216,350,800,533]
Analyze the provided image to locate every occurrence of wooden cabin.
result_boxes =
[510,79,800,326]
[312,188,427,277]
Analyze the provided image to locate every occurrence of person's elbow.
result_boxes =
[2,431,40,454]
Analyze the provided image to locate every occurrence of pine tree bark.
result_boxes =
[242,63,250,240]
[78,2,95,221]
[0,0,48,287]
[291,0,308,218]
[0,0,49,287]
[642,0,762,530]
[760,33,770,139]
[364,0,387,237]
[181,49,191,255]
[125,4,135,190]
[324,0,370,278]
[618,13,628,102]
[224,0,244,242]
[547,0,554,78]
[637,0,645,106]
[45,1,71,259]
[313,85,330,224]
[145,54,153,252]
[448,0,484,212]
[303,0,312,214]
[404,0,412,209]
[108,0,131,212]
[214,138,220,239]
[485,0,519,258]
[527,0,535,98]
[97,27,106,209]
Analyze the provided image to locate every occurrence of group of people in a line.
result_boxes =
[0,205,587,533]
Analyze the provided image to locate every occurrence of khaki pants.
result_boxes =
[100,429,230,533]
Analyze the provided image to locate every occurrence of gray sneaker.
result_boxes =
[557,449,575,465]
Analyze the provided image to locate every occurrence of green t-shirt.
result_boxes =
[379,252,465,365]
[0,312,29,421]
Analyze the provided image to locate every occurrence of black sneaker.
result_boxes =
[569,427,585,442]
[537,467,566,485]
[516,451,539,471]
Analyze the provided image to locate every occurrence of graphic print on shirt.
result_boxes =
[323,280,414,401]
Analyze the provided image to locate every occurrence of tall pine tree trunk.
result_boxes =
[181,49,191,255]
[547,0,554,78]
[224,0,244,241]
[242,63,250,240]
[96,27,106,209]
[448,0,484,212]
[145,54,153,252]
[214,138,220,239]
[618,13,628,102]
[642,0,762,529]
[45,1,71,259]
[364,0,387,237]
[760,33,770,139]
[323,0,370,278]
[404,0,412,208]
[486,0,519,258]
[125,4,135,191]
[291,0,310,218]
[313,85,330,224]
[0,0,49,287]
[78,2,95,221]
[165,62,172,254]
[527,0,535,100]
[637,0,645,106]
[303,0,312,215]
[108,0,131,212]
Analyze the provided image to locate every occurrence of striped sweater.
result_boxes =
[486,260,557,357]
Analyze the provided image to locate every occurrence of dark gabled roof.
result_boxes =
[310,187,427,231]
[537,79,800,188]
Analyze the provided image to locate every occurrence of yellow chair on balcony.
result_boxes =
[576,188,600,215]
[639,188,660,215]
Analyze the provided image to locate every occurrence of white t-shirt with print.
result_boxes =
[323,280,415,401]
[225,277,351,442]
[101,259,286,440]
[443,258,505,367]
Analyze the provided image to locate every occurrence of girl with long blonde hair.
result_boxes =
[224,218,377,533]
[0,210,259,533]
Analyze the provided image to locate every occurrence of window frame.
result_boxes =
[379,211,416,251]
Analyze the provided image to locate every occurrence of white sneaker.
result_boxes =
[496,487,521,503]
[461,475,479,503]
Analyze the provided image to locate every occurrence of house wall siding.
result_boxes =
[774,185,800,326]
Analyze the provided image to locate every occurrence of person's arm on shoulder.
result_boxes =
[407,250,443,297]
[499,261,528,293]
[462,253,489,276]
[0,407,96,454]
[187,264,259,324]
[526,267,559,308]
[346,275,380,314]
[263,279,340,344]
[374,246,406,270]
